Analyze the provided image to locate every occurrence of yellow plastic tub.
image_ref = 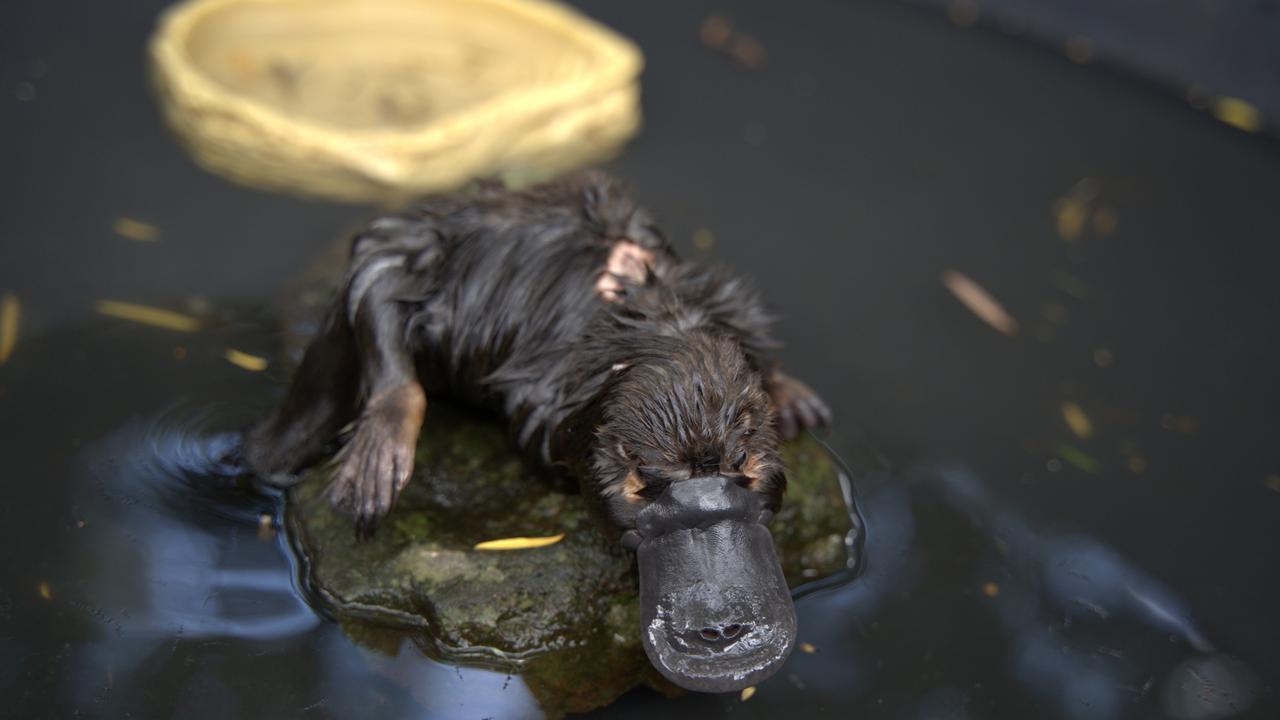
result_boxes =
[150,0,643,203]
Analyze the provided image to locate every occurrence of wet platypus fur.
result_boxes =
[244,170,830,692]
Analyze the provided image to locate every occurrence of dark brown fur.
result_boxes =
[244,171,830,535]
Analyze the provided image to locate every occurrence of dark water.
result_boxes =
[2,0,1278,717]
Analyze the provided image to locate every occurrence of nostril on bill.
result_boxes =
[697,623,748,644]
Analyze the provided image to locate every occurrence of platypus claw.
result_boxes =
[768,371,832,440]
[328,413,417,540]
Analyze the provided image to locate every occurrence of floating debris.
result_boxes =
[1126,455,1147,474]
[1053,178,1115,243]
[224,348,269,372]
[1265,476,1280,494]
[173,346,187,360]
[1160,413,1198,435]
[473,533,565,551]
[37,582,51,600]
[15,82,35,101]
[946,0,979,27]
[941,270,1020,336]
[740,686,757,702]
[1064,36,1093,64]
[699,14,766,68]
[982,581,1000,598]
[1054,196,1089,242]
[0,293,19,365]
[258,513,275,542]
[691,228,715,252]
[1093,347,1113,367]
[1061,402,1094,439]
[95,300,200,332]
[798,642,818,654]
[699,14,732,49]
[1092,205,1118,236]
[1055,443,1099,474]
[1212,97,1262,134]
[112,217,160,241]
[727,34,766,69]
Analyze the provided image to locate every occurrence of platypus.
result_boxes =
[244,171,831,692]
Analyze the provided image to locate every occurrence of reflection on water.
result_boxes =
[58,403,550,719]
[918,462,1256,720]
[65,408,318,712]
[0,320,1271,719]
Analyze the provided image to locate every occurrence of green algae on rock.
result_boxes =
[285,399,858,716]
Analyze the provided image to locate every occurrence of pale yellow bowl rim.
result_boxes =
[150,0,644,180]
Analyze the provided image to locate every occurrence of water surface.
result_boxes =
[2,0,1278,717]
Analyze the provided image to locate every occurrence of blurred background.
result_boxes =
[1,0,1278,718]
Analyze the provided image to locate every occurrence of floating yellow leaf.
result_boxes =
[37,582,51,600]
[1054,197,1088,242]
[982,581,1000,598]
[798,642,818,654]
[1061,402,1093,439]
[225,348,269,372]
[474,533,565,551]
[691,228,715,252]
[1212,97,1262,134]
[941,270,1019,336]
[95,300,200,332]
[113,217,160,241]
[0,293,19,365]
[740,686,756,701]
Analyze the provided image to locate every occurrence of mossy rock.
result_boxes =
[278,239,862,716]
[285,400,856,716]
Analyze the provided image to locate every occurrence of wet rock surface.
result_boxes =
[285,399,859,715]
[279,239,863,715]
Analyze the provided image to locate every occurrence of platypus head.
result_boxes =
[590,333,794,692]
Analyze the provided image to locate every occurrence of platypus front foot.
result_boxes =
[767,370,831,440]
[327,382,425,539]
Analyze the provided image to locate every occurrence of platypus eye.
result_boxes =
[635,468,671,500]
[729,449,748,471]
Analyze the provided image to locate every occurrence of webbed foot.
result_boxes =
[767,371,831,440]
